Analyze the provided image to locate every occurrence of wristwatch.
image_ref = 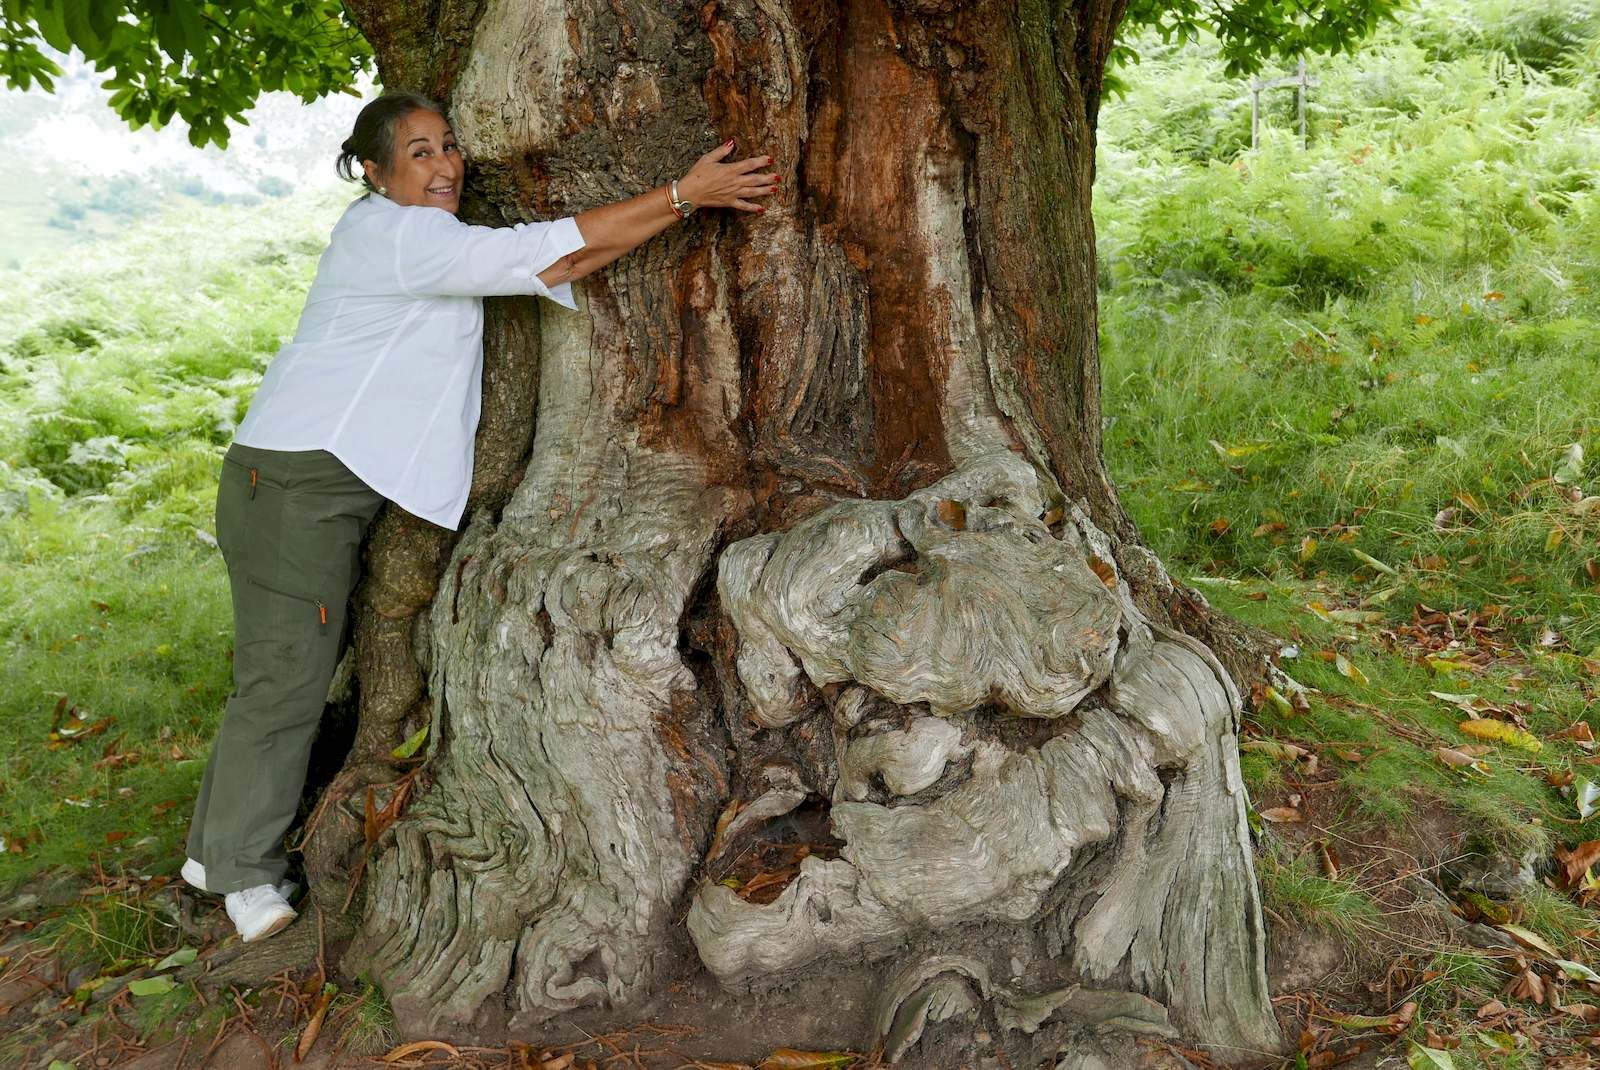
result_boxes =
[668,179,696,220]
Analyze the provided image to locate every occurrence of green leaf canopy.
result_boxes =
[1,0,371,148]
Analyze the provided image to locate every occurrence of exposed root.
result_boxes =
[694,453,1278,1056]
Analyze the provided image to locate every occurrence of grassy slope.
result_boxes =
[0,189,349,889]
[1099,0,1600,843]
[1096,0,1600,1061]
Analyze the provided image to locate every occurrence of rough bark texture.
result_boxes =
[305,0,1281,1063]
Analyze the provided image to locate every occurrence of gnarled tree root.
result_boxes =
[689,453,1278,1058]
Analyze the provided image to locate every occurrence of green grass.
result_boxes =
[1099,0,1600,648]
[1406,949,1501,1019]
[330,977,398,1055]
[0,189,350,892]
[132,980,200,1042]
[1259,850,1383,946]
[1096,0,1600,1047]
[1513,884,1594,957]
[26,888,188,983]
[1099,0,1600,853]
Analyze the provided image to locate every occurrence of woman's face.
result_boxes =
[364,109,464,215]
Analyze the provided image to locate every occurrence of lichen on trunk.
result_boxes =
[323,0,1281,1060]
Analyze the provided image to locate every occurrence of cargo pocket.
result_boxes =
[228,573,331,696]
[217,455,290,562]
[246,575,329,637]
[223,455,290,491]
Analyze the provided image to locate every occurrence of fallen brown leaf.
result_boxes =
[1556,841,1600,889]
[1506,967,1546,1006]
[1435,747,1490,775]
[1552,722,1597,747]
[1422,1024,1458,1049]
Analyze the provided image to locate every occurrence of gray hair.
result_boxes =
[335,90,448,191]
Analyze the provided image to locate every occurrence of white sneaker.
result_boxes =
[225,884,298,942]
[182,859,298,903]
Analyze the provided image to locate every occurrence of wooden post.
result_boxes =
[1297,55,1308,149]
[1251,79,1260,150]
[1248,57,1318,151]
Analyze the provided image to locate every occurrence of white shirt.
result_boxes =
[233,192,586,529]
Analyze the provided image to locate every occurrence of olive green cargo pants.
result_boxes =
[186,443,384,893]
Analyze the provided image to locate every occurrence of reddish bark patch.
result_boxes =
[633,242,751,487]
[801,0,957,498]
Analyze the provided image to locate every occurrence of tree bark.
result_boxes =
[306,0,1281,1063]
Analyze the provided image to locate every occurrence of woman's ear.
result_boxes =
[361,159,381,190]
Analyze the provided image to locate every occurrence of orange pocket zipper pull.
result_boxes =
[249,467,258,499]
[317,600,328,630]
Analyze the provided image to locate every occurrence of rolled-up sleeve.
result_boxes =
[394,208,587,306]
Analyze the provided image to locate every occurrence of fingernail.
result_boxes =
[757,206,766,213]
[725,138,735,148]
[767,156,774,164]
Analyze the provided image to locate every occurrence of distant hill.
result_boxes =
[0,51,368,270]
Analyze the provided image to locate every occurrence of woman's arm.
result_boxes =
[538,141,779,289]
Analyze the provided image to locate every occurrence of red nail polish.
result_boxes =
[757,206,766,213]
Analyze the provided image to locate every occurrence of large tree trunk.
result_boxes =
[305,1,1280,1064]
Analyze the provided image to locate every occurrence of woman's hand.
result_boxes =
[677,140,781,213]
[548,141,781,289]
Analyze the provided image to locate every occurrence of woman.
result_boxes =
[181,90,779,942]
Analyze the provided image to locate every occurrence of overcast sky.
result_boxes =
[2,52,372,265]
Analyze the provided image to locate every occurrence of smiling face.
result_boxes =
[363,109,464,215]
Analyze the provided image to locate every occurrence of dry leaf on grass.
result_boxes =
[1240,739,1308,761]
[1335,654,1369,685]
[1555,841,1600,889]
[294,984,337,1063]
[1435,747,1491,775]
[1506,966,1546,1005]
[1459,719,1543,753]
[1552,722,1597,748]
[1317,1001,1415,1035]
[1497,923,1558,957]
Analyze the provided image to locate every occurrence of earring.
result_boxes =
[378,185,387,195]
